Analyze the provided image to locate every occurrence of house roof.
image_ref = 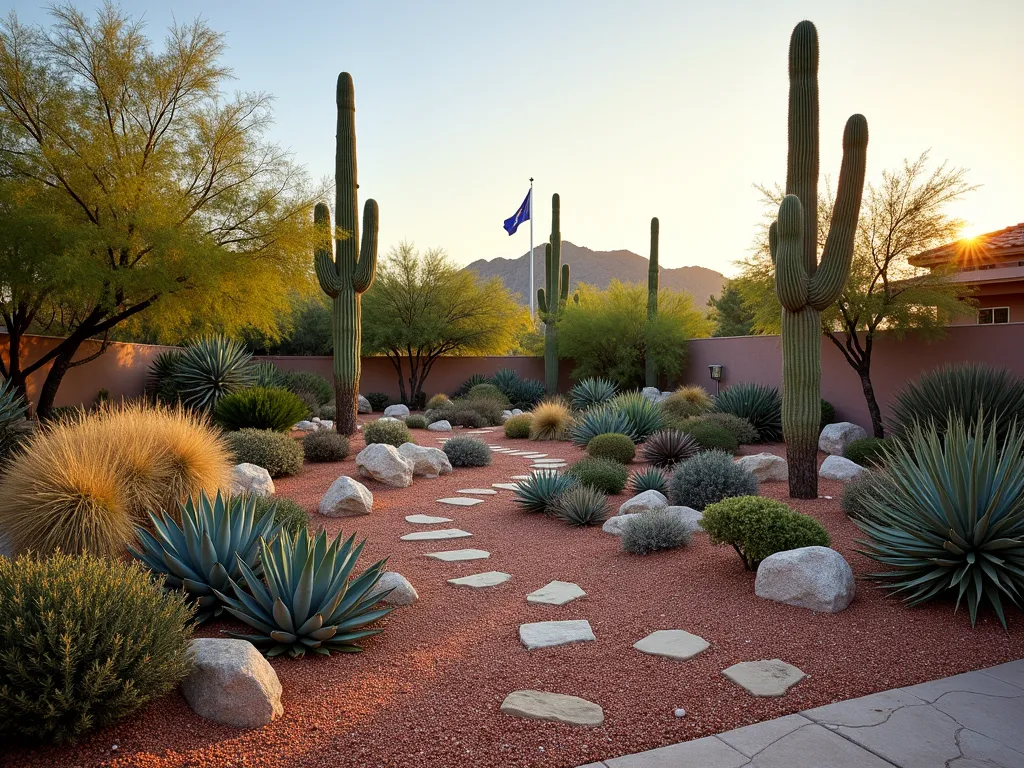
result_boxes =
[911,222,1024,267]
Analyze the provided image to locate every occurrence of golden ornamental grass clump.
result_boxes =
[660,385,714,422]
[0,403,232,557]
[529,399,573,441]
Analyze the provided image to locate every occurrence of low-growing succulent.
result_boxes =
[629,466,668,495]
[608,391,666,443]
[303,430,350,462]
[714,383,782,442]
[566,456,629,495]
[215,528,392,657]
[641,429,700,468]
[363,419,412,447]
[587,432,636,464]
[569,377,618,411]
[551,485,609,526]
[570,407,636,446]
[702,495,830,570]
[668,450,758,510]
[513,471,577,514]
[621,509,692,555]
[442,436,492,467]
[504,413,532,438]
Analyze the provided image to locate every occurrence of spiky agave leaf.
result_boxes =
[0,377,30,465]
[714,383,782,442]
[145,349,184,401]
[551,484,609,527]
[173,335,254,412]
[628,466,667,495]
[569,377,618,411]
[608,391,666,443]
[249,362,281,389]
[215,527,393,658]
[128,490,283,623]
[570,407,636,446]
[513,470,578,514]
[855,414,1024,629]
[642,429,700,468]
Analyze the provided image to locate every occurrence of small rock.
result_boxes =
[675,708,687,718]
[641,386,662,403]
[397,442,452,478]
[367,571,418,606]
[182,639,283,728]
[818,421,868,456]
[318,475,373,517]
[427,419,452,432]
[722,659,806,697]
[356,444,415,487]
[734,453,789,483]
[294,420,317,431]
[519,620,595,650]
[317,419,334,431]
[511,409,523,416]
[311,417,321,423]
[618,489,668,516]
[383,403,410,418]
[377,416,402,424]
[755,546,855,613]
[358,394,372,414]
[819,455,867,481]
[633,630,710,661]
[500,690,604,727]
[230,463,275,497]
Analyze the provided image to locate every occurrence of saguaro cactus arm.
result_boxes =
[538,242,552,315]
[353,199,379,293]
[313,203,341,298]
[786,20,820,278]
[774,195,809,312]
[559,263,570,304]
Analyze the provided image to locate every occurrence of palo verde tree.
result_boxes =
[361,243,529,406]
[740,154,975,438]
[0,4,318,416]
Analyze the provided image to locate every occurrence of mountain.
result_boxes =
[464,241,727,308]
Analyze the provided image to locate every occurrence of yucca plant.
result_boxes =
[129,491,283,623]
[455,373,489,397]
[173,335,254,412]
[629,466,668,495]
[714,383,782,442]
[856,415,1024,628]
[145,349,184,402]
[609,390,666,443]
[642,429,700,468]
[0,377,30,467]
[250,362,281,388]
[552,485,609,526]
[570,406,637,446]
[513,470,578,515]
[570,377,618,411]
[215,527,392,658]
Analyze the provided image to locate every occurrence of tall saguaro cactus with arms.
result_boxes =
[314,72,379,436]
[771,21,868,498]
[537,193,571,394]
[645,217,660,388]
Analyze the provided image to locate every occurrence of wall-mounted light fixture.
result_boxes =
[708,364,724,395]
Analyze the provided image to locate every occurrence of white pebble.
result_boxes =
[674,708,686,718]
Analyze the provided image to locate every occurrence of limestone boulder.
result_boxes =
[181,639,283,728]
[358,394,372,413]
[618,489,668,516]
[602,512,642,535]
[383,403,410,418]
[641,386,661,403]
[397,442,452,478]
[819,455,867,481]
[318,475,373,517]
[230,463,275,497]
[356,443,414,487]
[735,453,789,483]
[367,571,418,606]
[755,545,855,613]
[818,421,868,456]
[427,419,452,432]
[294,420,317,431]
[664,505,704,533]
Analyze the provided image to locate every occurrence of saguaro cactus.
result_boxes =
[645,217,660,388]
[537,193,570,394]
[314,72,379,436]
[771,21,868,498]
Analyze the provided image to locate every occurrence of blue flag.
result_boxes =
[503,189,531,236]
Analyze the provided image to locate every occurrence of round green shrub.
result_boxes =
[442,436,492,467]
[363,419,412,448]
[0,552,194,745]
[319,404,336,420]
[449,408,487,428]
[405,415,428,429]
[621,509,692,555]
[454,395,506,426]
[586,432,636,464]
[366,392,391,411]
[302,430,350,462]
[467,383,510,406]
[277,370,333,406]
[227,428,304,477]
[844,437,890,467]
[702,495,831,570]
[551,484,609,526]
[566,456,629,494]
[660,386,713,422]
[213,386,309,432]
[504,413,532,438]
[252,495,311,534]
[677,418,739,453]
[426,393,451,410]
[689,413,759,445]
[668,450,758,510]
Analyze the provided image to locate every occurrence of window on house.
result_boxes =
[978,307,1010,324]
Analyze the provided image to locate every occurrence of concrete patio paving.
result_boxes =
[578,659,1024,767]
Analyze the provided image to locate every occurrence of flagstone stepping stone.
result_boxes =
[508,451,535,456]
[400,528,472,541]
[512,475,532,480]
[521,453,548,458]
[492,483,521,490]
[532,458,566,463]
[500,690,604,727]
[531,464,565,470]
[722,659,806,697]
[519,620,596,650]
[526,581,586,606]
[633,630,710,661]
[436,497,485,506]
[425,549,490,562]
[405,514,453,524]
[448,571,512,588]
[457,488,498,495]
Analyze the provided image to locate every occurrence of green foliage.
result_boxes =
[405,415,427,429]
[490,368,545,410]
[241,295,334,356]
[146,349,184,403]
[431,395,506,429]
[513,470,578,514]
[840,470,894,523]
[844,437,890,467]
[214,386,309,432]
[707,283,756,338]
[129,491,282,623]
[0,552,194,745]
[570,407,636,446]
[820,399,836,431]
[250,362,281,388]
[445,408,486,428]
[676,419,739,453]
[366,392,391,411]
[702,495,831,570]
[174,335,255,412]
[714,383,782,442]
[426,393,451,410]
[252,495,310,535]
[587,432,636,464]
[558,280,712,389]
[468,383,509,405]
[504,413,533,439]
[552,485,609,527]
[570,377,618,411]
[455,374,490,397]
[319,404,336,420]
[621,509,693,555]
[227,428,304,477]
[856,416,1024,628]
[294,389,321,418]
[216,527,391,657]
[668,451,759,511]
[363,419,412,448]
[660,386,714,422]
[682,412,760,445]
[442,436,492,467]
[566,456,629,495]
[629,466,668,495]
[303,430,350,462]
[641,429,700,468]
[0,376,29,468]
[277,370,333,406]
[608,391,666,443]
[888,364,1024,447]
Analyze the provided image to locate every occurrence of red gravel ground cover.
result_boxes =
[9,425,1024,768]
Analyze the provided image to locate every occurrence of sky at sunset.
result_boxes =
[12,0,1024,278]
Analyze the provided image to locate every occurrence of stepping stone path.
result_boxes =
[723,659,806,697]
[532,458,566,463]
[448,571,512,588]
[405,514,453,524]
[508,451,535,456]
[457,488,498,495]
[526,581,586,606]
[521,453,548,458]
[531,464,565,470]
[633,630,710,661]
[519,620,596,650]
[425,549,490,562]
[511,475,532,480]
[500,690,604,727]
[400,528,472,541]
[492,483,521,490]
[436,497,484,506]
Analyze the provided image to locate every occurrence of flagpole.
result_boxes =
[529,177,535,318]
